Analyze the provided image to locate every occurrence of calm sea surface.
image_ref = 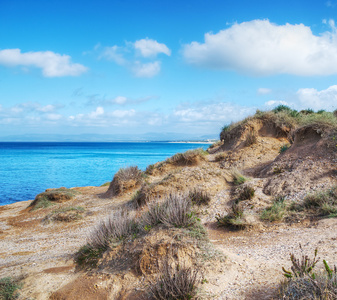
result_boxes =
[0,142,210,206]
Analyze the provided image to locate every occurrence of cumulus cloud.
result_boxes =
[0,49,87,77]
[296,85,337,110]
[134,38,171,57]
[132,61,161,77]
[183,19,337,76]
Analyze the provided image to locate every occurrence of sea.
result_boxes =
[0,142,210,206]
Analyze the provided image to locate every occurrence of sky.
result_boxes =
[1,0,337,140]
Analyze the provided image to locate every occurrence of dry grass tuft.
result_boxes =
[166,148,208,166]
[107,166,143,196]
[29,188,80,210]
[230,168,249,185]
[245,128,257,146]
[189,188,211,206]
[148,262,200,300]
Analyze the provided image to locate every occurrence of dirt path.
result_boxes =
[204,218,337,299]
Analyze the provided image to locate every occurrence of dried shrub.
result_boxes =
[29,188,80,210]
[245,128,257,146]
[279,248,337,299]
[237,185,255,201]
[145,164,155,175]
[148,262,200,300]
[166,148,207,166]
[75,210,138,267]
[159,194,196,228]
[189,188,211,206]
[107,166,143,196]
[216,203,247,229]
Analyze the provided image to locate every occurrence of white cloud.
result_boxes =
[183,19,337,76]
[264,100,289,107]
[114,96,127,104]
[109,109,135,118]
[89,106,104,119]
[100,46,126,65]
[132,61,161,77]
[134,38,171,57]
[296,85,337,110]
[46,113,62,121]
[37,104,57,113]
[98,38,169,78]
[0,49,87,77]
[257,88,272,95]
[174,102,255,125]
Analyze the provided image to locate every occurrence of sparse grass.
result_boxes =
[216,203,247,229]
[145,164,155,175]
[278,248,337,299]
[148,262,200,300]
[245,128,257,146]
[29,188,80,210]
[279,144,290,154]
[166,148,208,166]
[100,182,110,187]
[302,186,337,217]
[260,196,286,222]
[43,206,85,223]
[214,152,226,162]
[189,188,211,206]
[230,168,248,185]
[237,184,255,201]
[0,277,21,300]
[273,166,285,174]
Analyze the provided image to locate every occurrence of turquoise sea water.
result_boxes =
[0,142,210,206]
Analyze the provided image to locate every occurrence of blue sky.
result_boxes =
[1,0,337,139]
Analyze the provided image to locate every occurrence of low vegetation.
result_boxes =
[43,206,85,223]
[220,105,337,142]
[188,188,211,206]
[148,262,200,300]
[279,247,337,299]
[216,202,248,229]
[29,188,80,210]
[301,185,337,217]
[260,196,287,222]
[107,166,143,196]
[230,168,249,185]
[75,209,138,267]
[237,184,255,201]
[214,152,226,162]
[76,193,206,268]
[245,128,257,146]
[166,148,208,166]
[0,277,21,300]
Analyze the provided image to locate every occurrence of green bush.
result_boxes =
[0,277,21,300]
[279,144,290,154]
